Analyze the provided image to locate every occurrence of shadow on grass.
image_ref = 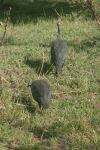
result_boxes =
[24,56,52,75]
[12,95,36,114]
[11,121,72,149]
[12,142,70,150]
[0,0,90,24]
[2,35,52,46]
[67,36,100,54]
[38,42,52,48]
[2,35,34,46]
[28,121,73,139]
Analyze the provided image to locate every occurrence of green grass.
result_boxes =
[0,0,100,149]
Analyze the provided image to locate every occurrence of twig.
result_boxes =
[51,1,66,7]
[1,76,11,85]
[51,1,61,17]
[54,8,61,17]
[39,51,44,76]
[0,22,3,26]
[44,63,54,76]
[0,7,12,45]
[84,0,100,27]
[15,103,33,107]
[0,106,6,110]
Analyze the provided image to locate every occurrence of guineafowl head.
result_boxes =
[57,21,62,38]
[28,82,32,87]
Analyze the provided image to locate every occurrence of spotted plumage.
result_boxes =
[28,80,51,109]
[51,22,67,74]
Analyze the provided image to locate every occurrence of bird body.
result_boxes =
[51,23,67,74]
[28,80,51,109]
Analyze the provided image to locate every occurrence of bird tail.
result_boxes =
[28,82,32,87]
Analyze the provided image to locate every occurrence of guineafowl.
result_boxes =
[28,80,51,110]
[51,21,67,74]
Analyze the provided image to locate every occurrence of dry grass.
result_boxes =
[0,0,100,149]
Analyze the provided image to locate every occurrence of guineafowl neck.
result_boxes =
[58,24,61,35]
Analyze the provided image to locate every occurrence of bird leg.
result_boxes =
[54,72,59,78]
[41,107,44,115]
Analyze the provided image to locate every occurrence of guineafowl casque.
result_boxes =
[51,21,67,74]
[28,80,51,112]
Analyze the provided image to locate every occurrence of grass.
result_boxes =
[0,0,100,149]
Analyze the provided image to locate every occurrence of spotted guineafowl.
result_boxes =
[51,21,67,74]
[28,80,51,110]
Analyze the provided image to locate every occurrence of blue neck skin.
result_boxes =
[57,24,61,35]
